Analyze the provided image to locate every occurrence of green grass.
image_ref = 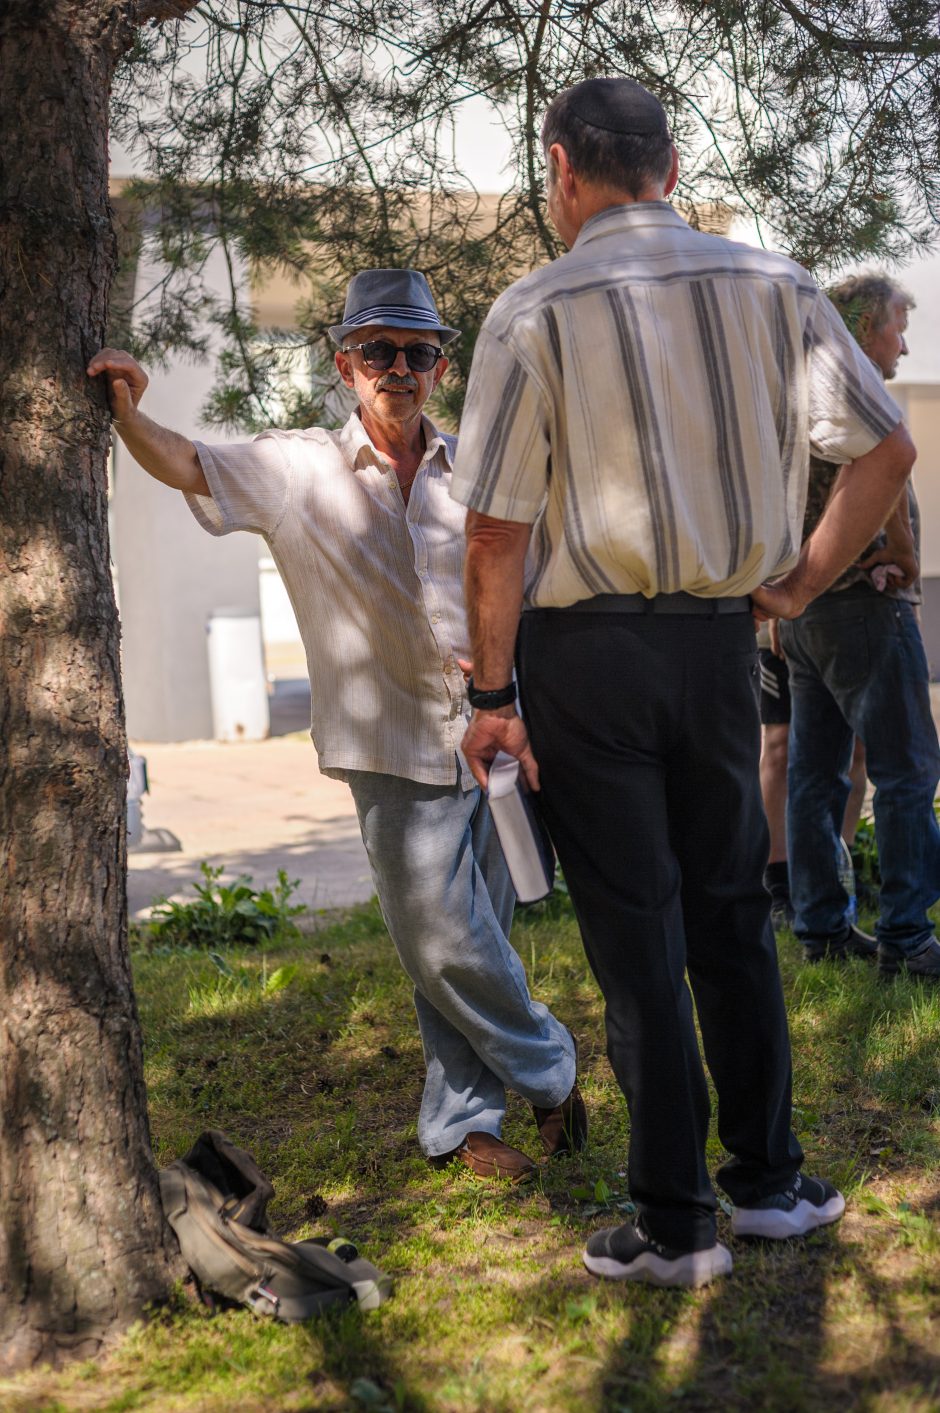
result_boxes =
[4,896,940,1412]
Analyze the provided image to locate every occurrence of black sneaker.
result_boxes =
[731,1174,845,1240]
[804,924,877,963]
[770,893,795,931]
[582,1221,732,1288]
[879,936,940,981]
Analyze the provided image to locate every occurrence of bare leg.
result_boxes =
[760,722,793,925]
[760,723,790,863]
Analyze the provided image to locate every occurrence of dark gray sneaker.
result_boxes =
[731,1174,845,1240]
[804,924,877,963]
[770,894,795,931]
[879,936,940,981]
[583,1221,732,1288]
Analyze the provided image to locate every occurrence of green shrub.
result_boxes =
[146,862,305,949]
[850,813,881,902]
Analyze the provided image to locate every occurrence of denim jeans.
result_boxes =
[780,587,940,955]
[346,770,575,1156]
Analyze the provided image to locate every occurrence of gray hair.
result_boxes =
[825,272,915,346]
[541,93,673,198]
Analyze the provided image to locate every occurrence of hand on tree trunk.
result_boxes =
[87,348,149,423]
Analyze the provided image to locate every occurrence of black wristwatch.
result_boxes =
[467,677,517,710]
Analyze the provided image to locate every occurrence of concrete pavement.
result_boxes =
[128,683,940,922]
[127,734,373,920]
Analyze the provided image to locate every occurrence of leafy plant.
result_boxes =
[569,1175,637,1219]
[210,951,298,990]
[185,953,300,1015]
[850,803,940,914]
[851,814,881,903]
[147,862,305,949]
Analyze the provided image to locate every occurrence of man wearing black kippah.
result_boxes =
[451,76,916,1286]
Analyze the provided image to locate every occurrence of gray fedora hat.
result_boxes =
[329,268,460,346]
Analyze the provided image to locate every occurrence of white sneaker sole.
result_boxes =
[731,1191,846,1240]
[582,1242,732,1288]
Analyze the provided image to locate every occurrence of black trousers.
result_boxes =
[518,607,803,1250]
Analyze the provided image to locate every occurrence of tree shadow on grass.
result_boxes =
[291,1203,939,1413]
[593,1221,940,1412]
[590,950,940,1413]
[293,1306,434,1413]
[135,918,940,1412]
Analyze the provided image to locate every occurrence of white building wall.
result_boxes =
[112,245,264,741]
[113,207,940,723]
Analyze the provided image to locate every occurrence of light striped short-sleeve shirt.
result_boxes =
[450,202,902,606]
[186,411,472,786]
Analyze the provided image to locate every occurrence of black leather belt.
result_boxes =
[548,591,752,616]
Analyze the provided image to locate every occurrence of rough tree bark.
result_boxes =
[0,0,197,1372]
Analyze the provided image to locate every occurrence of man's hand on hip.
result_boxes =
[751,574,810,623]
[462,707,540,793]
[859,541,918,590]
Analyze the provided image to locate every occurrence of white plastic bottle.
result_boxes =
[837,836,858,925]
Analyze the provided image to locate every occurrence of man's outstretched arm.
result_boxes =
[753,422,916,620]
[858,484,918,589]
[87,347,209,497]
[462,510,538,791]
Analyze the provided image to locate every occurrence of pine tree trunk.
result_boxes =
[0,1,182,1371]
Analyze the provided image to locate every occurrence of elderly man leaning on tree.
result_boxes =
[88,268,586,1184]
[450,77,915,1289]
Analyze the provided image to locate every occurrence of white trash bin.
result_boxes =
[206,608,270,742]
[127,748,148,848]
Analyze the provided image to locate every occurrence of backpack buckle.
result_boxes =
[249,1283,280,1315]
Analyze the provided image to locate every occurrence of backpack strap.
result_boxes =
[181,1130,274,1231]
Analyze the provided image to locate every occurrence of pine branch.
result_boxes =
[136,0,201,24]
[108,0,940,429]
[775,0,940,57]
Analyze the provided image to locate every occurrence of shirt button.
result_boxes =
[431,613,441,624]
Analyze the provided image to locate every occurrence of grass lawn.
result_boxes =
[3,890,940,1412]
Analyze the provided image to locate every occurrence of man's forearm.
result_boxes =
[875,488,919,588]
[114,409,209,496]
[461,510,539,790]
[884,488,914,556]
[753,423,915,619]
[464,511,531,688]
[800,425,915,597]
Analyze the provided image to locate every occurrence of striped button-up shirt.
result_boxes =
[450,202,901,606]
[187,412,472,786]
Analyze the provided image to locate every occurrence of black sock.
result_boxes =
[764,860,790,897]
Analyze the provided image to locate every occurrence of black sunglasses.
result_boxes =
[344,338,444,373]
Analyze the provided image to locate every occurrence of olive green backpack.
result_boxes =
[159,1130,392,1321]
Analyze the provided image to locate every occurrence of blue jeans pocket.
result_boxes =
[803,615,870,695]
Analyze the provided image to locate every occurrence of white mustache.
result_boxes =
[378,374,418,391]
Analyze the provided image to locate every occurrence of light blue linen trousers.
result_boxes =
[346,770,576,1157]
